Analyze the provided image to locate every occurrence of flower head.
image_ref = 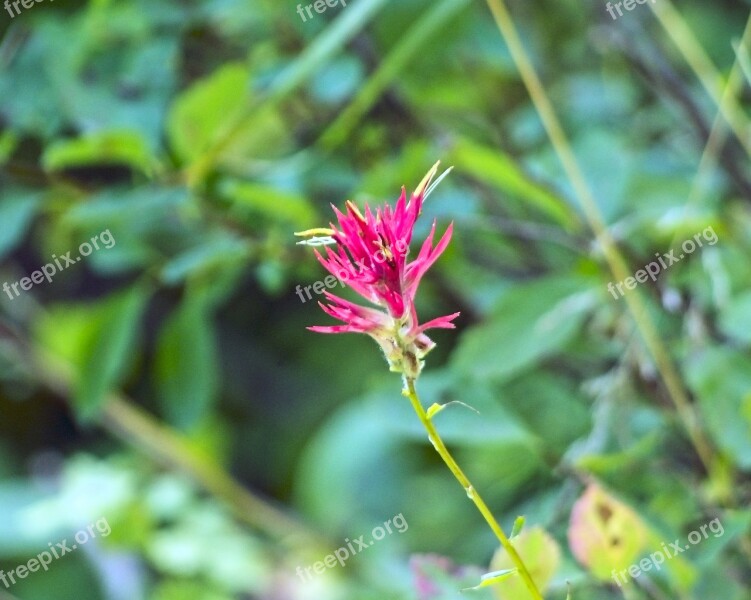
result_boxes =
[295,161,459,379]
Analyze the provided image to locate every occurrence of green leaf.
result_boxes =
[0,192,41,260]
[154,292,219,430]
[504,373,592,454]
[567,484,650,582]
[42,130,158,176]
[0,481,57,557]
[167,63,247,163]
[511,516,525,539]
[0,130,17,164]
[491,527,561,599]
[160,233,250,286]
[426,402,444,419]
[76,285,150,420]
[451,276,598,382]
[450,139,580,231]
[221,180,318,230]
[426,400,480,420]
[166,63,289,165]
[685,347,751,469]
[462,569,516,592]
[34,305,99,369]
[718,291,751,346]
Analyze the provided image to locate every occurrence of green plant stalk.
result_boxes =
[672,13,751,251]
[35,348,325,551]
[484,0,724,492]
[319,0,470,150]
[403,377,544,599]
[649,0,751,159]
[186,0,389,185]
[733,37,751,86]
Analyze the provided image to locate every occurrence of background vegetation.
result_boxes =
[0,0,750,598]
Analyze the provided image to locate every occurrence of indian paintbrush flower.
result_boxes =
[297,162,546,598]
[295,161,459,379]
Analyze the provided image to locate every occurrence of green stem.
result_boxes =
[403,377,544,599]
[35,348,324,551]
[318,0,469,151]
[649,0,751,159]
[185,0,389,185]
[669,13,751,250]
[484,0,724,493]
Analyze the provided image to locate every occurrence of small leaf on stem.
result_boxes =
[511,516,525,538]
[461,568,516,592]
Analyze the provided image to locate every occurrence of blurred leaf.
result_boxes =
[308,55,365,103]
[575,430,663,476]
[154,291,219,429]
[450,139,579,231]
[166,63,289,165]
[0,130,18,164]
[35,306,99,367]
[63,185,189,231]
[76,285,150,420]
[718,291,751,346]
[567,484,650,581]
[451,276,598,382]
[42,130,158,176]
[491,527,560,600]
[60,185,190,273]
[221,180,318,230]
[0,192,41,260]
[146,503,268,593]
[503,373,591,455]
[151,580,233,600]
[167,63,248,163]
[685,347,751,470]
[0,481,57,557]
[411,554,495,600]
[462,568,516,592]
[160,233,249,286]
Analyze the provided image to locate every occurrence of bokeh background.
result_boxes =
[1,0,750,598]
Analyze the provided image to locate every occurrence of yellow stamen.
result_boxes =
[377,241,393,260]
[294,227,336,237]
[413,160,441,198]
[345,200,366,222]
[375,236,394,261]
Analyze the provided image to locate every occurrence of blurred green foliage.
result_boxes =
[1,0,751,598]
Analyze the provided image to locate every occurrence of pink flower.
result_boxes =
[295,162,459,378]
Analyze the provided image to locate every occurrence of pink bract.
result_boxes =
[295,162,459,378]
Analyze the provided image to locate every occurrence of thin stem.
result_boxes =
[403,377,544,599]
[649,0,751,159]
[318,0,469,150]
[185,0,389,185]
[483,0,723,491]
[34,348,324,551]
[673,12,751,250]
